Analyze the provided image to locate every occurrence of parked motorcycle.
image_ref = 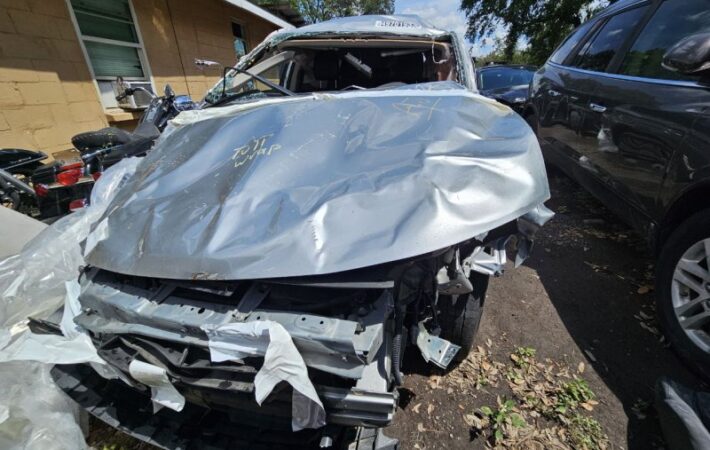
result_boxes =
[0,149,47,212]
[29,83,195,219]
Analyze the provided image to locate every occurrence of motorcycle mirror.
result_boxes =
[164,84,175,98]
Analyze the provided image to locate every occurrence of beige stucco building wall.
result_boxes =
[0,0,279,157]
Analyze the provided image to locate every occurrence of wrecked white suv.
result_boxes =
[28,15,551,449]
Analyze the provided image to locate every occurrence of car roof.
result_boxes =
[597,0,647,17]
[273,15,450,39]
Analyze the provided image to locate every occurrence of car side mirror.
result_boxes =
[164,84,175,98]
[662,32,710,75]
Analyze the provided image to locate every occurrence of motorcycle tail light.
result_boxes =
[58,162,84,171]
[69,199,87,212]
[34,184,49,197]
[92,171,102,181]
[56,168,83,186]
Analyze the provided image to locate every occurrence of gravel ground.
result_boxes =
[89,171,706,449]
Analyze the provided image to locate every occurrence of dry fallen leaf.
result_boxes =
[427,404,435,415]
[463,413,478,427]
[577,362,585,374]
[637,285,650,295]
[412,402,421,414]
[417,422,426,433]
[428,375,442,389]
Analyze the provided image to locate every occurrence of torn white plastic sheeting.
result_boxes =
[203,321,326,431]
[128,360,185,413]
[0,361,87,450]
[0,157,141,328]
[0,281,102,365]
[0,157,142,450]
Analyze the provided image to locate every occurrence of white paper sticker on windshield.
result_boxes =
[374,20,421,29]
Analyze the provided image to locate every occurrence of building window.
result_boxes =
[67,0,152,108]
[232,21,248,59]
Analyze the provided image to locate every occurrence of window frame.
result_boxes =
[65,0,155,86]
[604,1,658,74]
[546,18,599,66]
[568,4,652,73]
[231,18,249,59]
[612,0,710,82]
[547,0,709,89]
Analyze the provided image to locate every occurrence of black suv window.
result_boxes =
[549,20,596,65]
[620,0,710,81]
[572,6,648,72]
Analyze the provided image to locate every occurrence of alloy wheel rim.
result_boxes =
[672,238,710,353]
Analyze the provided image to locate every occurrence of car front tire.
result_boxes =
[438,272,489,363]
[657,210,710,380]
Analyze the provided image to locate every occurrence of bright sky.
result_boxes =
[394,0,505,56]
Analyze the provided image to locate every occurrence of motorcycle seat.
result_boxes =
[72,123,160,153]
[72,127,134,151]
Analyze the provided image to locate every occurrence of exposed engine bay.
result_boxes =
[33,212,548,447]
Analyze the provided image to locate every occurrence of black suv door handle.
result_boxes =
[548,89,562,97]
[589,103,607,113]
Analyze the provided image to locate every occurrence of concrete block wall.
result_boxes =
[0,0,279,157]
[134,0,277,100]
[0,0,107,155]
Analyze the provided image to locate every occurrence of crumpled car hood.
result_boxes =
[85,82,550,280]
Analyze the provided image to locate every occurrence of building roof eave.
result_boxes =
[223,0,295,30]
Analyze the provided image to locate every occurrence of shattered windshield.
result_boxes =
[204,39,459,105]
[204,51,295,105]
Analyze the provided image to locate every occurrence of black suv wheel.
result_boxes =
[657,210,710,380]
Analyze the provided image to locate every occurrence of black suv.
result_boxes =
[526,0,710,378]
[475,64,537,114]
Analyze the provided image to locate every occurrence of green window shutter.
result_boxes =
[84,41,144,78]
[70,0,147,80]
[70,0,133,22]
[74,11,138,43]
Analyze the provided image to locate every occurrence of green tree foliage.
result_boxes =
[475,37,533,65]
[291,0,395,24]
[461,0,615,65]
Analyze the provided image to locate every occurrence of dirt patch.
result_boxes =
[387,172,706,449]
